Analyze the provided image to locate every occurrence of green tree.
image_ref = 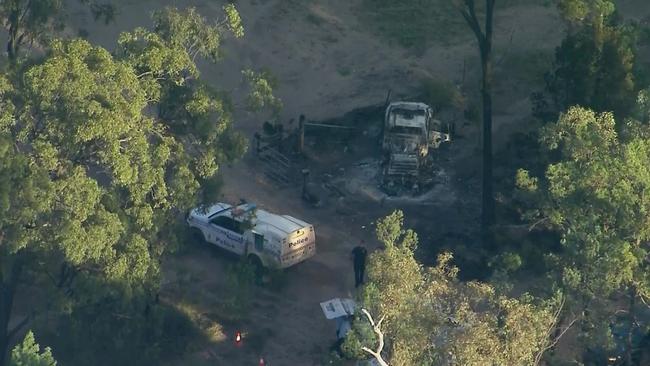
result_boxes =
[117,6,278,172]
[517,106,650,364]
[0,0,63,60]
[344,211,559,366]
[541,0,640,122]
[0,5,272,364]
[555,0,615,25]
[8,331,56,366]
[0,133,54,366]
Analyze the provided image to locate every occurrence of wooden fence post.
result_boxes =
[254,133,261,155]
[298,114,305,154]
[301,169,310,198]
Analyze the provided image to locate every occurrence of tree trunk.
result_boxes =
[7,23,18,62]
[480,40,495,239]
[625,286,637,366]
[298,115,305,154]
[458,0,496,242]
[6,38,16,61]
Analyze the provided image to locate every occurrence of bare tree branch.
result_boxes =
[360,308,389,366]
[528,217,551,231]
[136,71,154,79]
[533,295,581,366]
[640,293,650,309]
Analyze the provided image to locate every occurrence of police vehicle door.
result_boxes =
[208,216,245,254]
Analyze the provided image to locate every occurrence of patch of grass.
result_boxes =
[40,299,203,366]
[270,0,310,20]
[337,65,352,76]
[264,268,289,291]
[419,77,464,110]
[500,0,553,7]
[177,357,219,366]
[244,327,274,354]
[357,0,554,49]
[78,28,89,39]
[321,34,339,43]
[173,301,228,344]
[356,0,468,49]
[498,48,553,86]
[464,103,480,124]
[214,260,256,321]
[306,13,324,26]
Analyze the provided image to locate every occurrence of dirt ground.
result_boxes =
[12,0,649,364]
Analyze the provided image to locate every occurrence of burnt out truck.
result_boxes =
[381,102,452,189]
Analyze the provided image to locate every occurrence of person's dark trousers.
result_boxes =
[354,263,365,288]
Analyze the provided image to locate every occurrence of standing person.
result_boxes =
[351,243,368,288]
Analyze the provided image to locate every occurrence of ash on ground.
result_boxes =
[325,157,457,207]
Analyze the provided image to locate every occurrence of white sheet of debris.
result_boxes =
[320,298,356,319]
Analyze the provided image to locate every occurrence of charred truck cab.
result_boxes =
[382,101,452,189]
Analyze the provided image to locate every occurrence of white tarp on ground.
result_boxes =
[320,298,356,319]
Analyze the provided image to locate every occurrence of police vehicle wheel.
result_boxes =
[247,255,265,281]
[191,228,206,244]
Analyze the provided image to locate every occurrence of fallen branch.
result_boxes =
[360,308,389,366]
[528,217,550,231]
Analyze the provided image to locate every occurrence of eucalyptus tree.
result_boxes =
[542,0,640,123]
[8,331,56,366]
[0,5,278,364]
[343,211,559,366]
[517,106,650,363]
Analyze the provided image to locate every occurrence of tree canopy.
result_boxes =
[0,5,277,365]
[538,0,643,123]
[8,331,56,366]
[556,0,615,25]
[343,211,559,366]
[517,106,650,361]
